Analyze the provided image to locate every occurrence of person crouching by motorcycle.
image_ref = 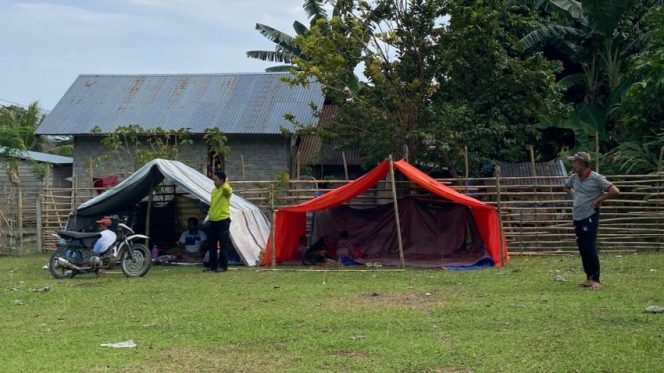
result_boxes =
[93,217,117,255]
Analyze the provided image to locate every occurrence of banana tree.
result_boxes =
[246,0,340,72]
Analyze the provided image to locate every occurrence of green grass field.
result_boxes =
[1,253,663,372]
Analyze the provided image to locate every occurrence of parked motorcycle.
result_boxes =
[48,218,151,279]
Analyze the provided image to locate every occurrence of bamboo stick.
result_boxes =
[495,165,507,266]
[270,186,276,269]
[389,156,405,269]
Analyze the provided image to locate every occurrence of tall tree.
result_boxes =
[288,0,568,174]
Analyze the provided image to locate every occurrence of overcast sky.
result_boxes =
[0,0,312,111]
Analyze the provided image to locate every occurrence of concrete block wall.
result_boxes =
[72,134,292,188]
[225,134,292,180]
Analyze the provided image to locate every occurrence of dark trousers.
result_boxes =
[207,219,232,270]
[573,212,600,282]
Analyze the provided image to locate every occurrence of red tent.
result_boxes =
[263,160,507,266]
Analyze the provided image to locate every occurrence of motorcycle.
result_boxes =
[48,218,151,279]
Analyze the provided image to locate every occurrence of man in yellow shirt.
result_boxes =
[204,171,233,272]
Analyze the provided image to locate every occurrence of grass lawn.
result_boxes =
[1,253,663,372]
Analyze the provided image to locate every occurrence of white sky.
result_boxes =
[0,0,312,110]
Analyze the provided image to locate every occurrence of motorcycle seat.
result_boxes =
[57,231,102,240]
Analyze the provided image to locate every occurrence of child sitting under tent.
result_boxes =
[303,235,336,265]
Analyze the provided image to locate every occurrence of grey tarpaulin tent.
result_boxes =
[76,159,270,266]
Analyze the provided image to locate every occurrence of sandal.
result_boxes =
[578,279,593,288]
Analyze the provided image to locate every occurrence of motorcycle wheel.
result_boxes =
[48,247,81,279]
[121,244,151,278]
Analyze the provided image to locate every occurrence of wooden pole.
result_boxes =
[529,145,540,229]
[71,174,78,229]
[388,155,406,268]
[36,195,43,253]
[270,185,276,268]
[241,154,246,180]
[89,161,94,188]
[17,184,23,251]
[295,151,301,181]
[595,130,600,173]
[657,147,664,248]
[495,164,507,266]
[342,151,349,181]
[145,179,154,244]
[464,146,469,193]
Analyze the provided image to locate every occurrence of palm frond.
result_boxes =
[255,23,295,46]
[518,24,584,51]
[582,0,632,36]
[550,0,587,22]
[246,50,293,63]
[559,73,585,89]
[265,65,297,73]
[303,0,327,22]
[293,21,309,36]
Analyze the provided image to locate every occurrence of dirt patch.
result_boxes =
[326,290,445,311]
[327,350,374,359]
[431,367,471,373]
[124,344,296,373]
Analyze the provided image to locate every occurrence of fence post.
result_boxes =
[464,146,469,193]
[17,185,23,252]
[270,185,276,268]
[36,195,43,252]
[495,165,507,266]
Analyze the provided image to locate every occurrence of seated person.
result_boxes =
[295,235,308,260]
[93,217,117,255]
[303,235,336,265]
[177,217,207,261]
[336,231,352,258]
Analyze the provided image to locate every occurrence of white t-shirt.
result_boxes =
[179,230,207,253]
[93,229,117,254]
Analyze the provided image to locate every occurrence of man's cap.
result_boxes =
[96,217,112,227]
[567,152,591,163]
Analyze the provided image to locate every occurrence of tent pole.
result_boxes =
[145,178,154,245]
[389,155,406,269]
[495,164,507,266]
[270,185,276,268]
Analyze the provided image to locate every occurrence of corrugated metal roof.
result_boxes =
[498,160,567,186]
[0,147,73,164]
[35,73,325,135]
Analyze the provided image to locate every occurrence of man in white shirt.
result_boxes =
[92,217,117,254]
[177,217,207,260]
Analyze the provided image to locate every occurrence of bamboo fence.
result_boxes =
[16,173,664,253]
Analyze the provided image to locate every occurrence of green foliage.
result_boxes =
[605,132,664,174]
[93,125,193,173]
[203,128,230,174]
[619,4,664,135]
[246,0,339,71]
[0,102,46,184]
[289,0,568,173]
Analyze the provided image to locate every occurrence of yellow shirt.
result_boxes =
[209,182,232,221]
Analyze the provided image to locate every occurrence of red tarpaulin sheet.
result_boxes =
[262,160,507,266]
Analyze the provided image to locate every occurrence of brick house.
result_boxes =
[35,73,325,185]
